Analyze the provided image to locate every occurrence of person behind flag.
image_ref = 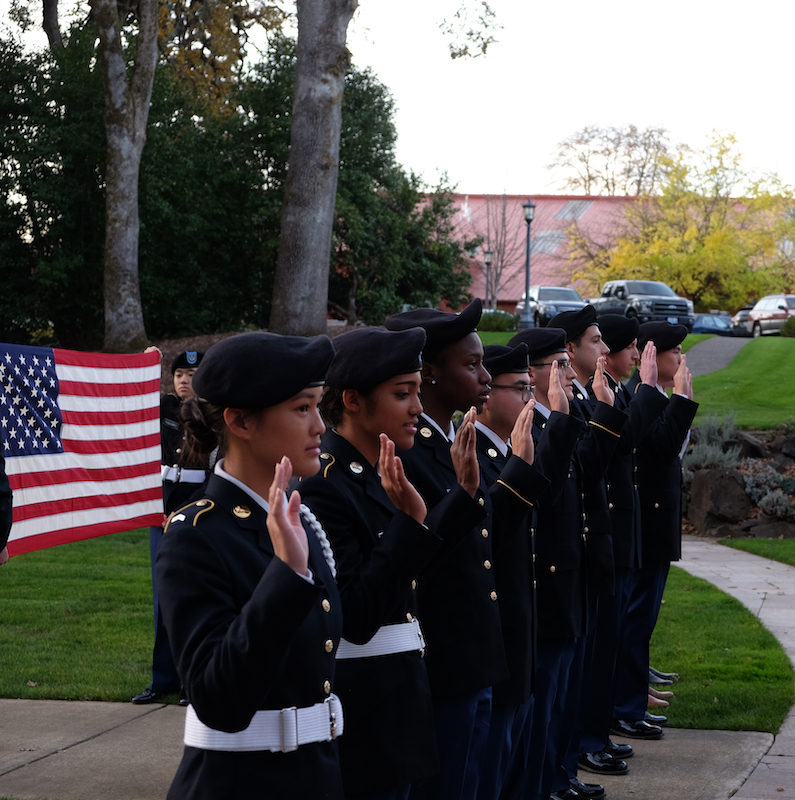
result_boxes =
[155,332,343,800]
[0,451,11,565]
[133,348,207,706]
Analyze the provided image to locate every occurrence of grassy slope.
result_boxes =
[721,538,795,567]
[652,566,793,732]
[693,336,795,429]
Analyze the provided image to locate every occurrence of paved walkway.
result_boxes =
[685,335,752,377]
[0,537,793,800]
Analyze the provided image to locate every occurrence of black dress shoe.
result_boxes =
[605,738,634,759]
[610,718,665,740]
[648,671,674,686]
[179,691,189,707]
[569,777,606,799]
[645,711,668,726]
[578,750,629,775]
[550,790,579,800]
[131,687,162,705]
[650,665,679,680]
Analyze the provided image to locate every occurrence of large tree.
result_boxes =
[548,124,672,197]
[568,133,795,310]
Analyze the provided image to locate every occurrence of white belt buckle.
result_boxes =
[280,706,298,753]
[325,696,338,741]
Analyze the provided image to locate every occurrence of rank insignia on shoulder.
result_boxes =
[170,513,186,524]
[420,427,433,439]
[320,452,331,460]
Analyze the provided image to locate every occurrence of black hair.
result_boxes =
[320,386,379,429]
[179,396,225,469]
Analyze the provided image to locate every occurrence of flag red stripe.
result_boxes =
[8,515,162,556]
[13,487,163,523]
[53,348,159,370]
[8,462,159,491]
[58,379,159,398]
[61,407,159,426]
[61,433,161,454]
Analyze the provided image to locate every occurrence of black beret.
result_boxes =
[638,322,688,353]
[483,344,529,378]
[599,314,640,353]
[326,327,425,391]
[548,306,598,342]
[171,350,204,374]
[384,299,482,361]
[509,327,568,362]
[192,332,333,409]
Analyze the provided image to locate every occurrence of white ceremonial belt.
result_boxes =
[183,694,343,753]
[335,618,425,660]
[161,465,207,484]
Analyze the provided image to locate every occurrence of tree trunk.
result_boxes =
[42,0,63,50]
[92,0,158,352]
[268,0,358,335]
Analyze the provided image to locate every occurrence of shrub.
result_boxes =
[683,412,741,473]
[479,309,519,332]
[781,317,795,338]
[758,489,795,521]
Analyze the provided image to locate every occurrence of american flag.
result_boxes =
[1,344,163,556]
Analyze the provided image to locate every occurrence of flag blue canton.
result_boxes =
[0,345,63,457]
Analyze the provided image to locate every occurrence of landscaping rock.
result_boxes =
[746,517,795,539]
[687,469,751,534]
[724,432,768,459]
[781,434,795,459]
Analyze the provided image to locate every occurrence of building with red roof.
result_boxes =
[452,194,636,311]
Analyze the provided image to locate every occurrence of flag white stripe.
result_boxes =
[56,363,161,385]
[61,420,158,441]
[58,393,159,413]
[13,474,161,509]
[9,498,164,540]
[5,445,162,475]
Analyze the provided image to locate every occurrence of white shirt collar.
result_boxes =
[474,420,509,456]
[214,458,273,514]
[421,412,456,443]
[533,401,551,419]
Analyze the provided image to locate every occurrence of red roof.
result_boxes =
[452,194,636,308]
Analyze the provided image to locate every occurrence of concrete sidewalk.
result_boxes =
[0,537,792,800]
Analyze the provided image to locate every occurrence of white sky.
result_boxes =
[346,0,795,195]
[5,0,793,196]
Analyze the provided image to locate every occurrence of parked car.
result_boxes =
[691,313,733,336]
[730,305,754,337]
[747,294,795,336]
[589,279,695,330]
[514,285,587,327]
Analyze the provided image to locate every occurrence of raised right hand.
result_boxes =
[266,457,310,577]
[451,407,480,497]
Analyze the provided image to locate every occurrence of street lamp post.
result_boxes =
[484,248,493,310]
[518,198,536,329]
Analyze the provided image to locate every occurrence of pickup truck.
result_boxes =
[589,280,695,331]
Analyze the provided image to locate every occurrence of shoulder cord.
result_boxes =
[299,504,337,580]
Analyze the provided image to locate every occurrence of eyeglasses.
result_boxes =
[491,384,535,402]
[531,360,572,371]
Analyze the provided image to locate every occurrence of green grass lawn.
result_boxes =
[0,529,154,701]
[651,565,794,733]
[1,529,792,732]
[693,336,795,428]
[720,538,795,567]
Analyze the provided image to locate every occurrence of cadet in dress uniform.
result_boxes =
[300,326,484,800]
[578,317,667,761]
[156,333,345,800]
[612,322,698,740]
[506,327,626,800]
[385,300,548,800]
[0,450,11,565]
[473,344,546,800]
[133,349,207,705]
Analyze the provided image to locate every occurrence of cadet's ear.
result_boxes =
[566,340,576,359]
[342,389,362,414]
[421,361,437,386]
